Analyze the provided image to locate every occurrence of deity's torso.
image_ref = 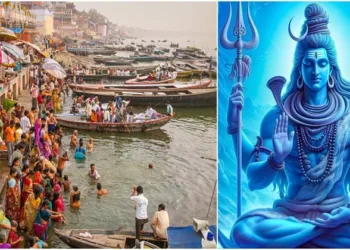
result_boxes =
[261,106,350,208]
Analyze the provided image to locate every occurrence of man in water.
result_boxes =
[57,151,69,177]
[227,3,350,247]
[130,186,149,240]
[151,204,169,239]
[96,183,108,196]
[166,101,173,116]
[88,164,100,180]
[70,130,78,147]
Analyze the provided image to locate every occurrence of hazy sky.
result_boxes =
[74,2,216,34]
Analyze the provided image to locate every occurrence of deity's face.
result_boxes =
[301,48,331,92]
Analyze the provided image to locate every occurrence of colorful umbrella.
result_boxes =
[42,59,66,79]
[0,50,15,64]
[15,40,48,58]
[1,42,25,60]
[0,27,17,41]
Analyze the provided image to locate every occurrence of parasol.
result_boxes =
[42,59,66,79]
[0,50,15,64]
[1,42,25,60]
[0,27,17,41]
[15,40,49,58]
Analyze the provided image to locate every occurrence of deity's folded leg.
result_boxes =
[231,209,326,248]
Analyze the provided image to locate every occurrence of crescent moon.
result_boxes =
[288,17,308,42]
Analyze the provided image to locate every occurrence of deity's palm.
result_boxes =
[272,113,295,162]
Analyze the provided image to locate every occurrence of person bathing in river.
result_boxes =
[57,151,69,177]
[63,175,71,193]
[96,183,108,197]
[70,130,78,147]
[88,164,100,180]
[87,138,93,152]
[75,140,86,159]
[70,185,81,208]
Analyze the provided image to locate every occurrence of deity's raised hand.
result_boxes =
[227,82,243,129]
[272,113,295,163]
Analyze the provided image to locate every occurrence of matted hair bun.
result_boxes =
[304,3,330,35]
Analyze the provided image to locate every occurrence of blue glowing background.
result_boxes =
[218,1,350,248]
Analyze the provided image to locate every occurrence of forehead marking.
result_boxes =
[306,50,326,59]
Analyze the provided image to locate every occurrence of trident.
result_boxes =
[220,2,259,217]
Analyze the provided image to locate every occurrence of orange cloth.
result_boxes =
[90,113,97,122]
[4,126,15,142]
[28,111,35,125]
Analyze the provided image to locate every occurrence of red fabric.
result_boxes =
[38,94,43,104]
[8,230,20,248]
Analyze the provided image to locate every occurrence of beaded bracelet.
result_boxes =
[268,153,285,171]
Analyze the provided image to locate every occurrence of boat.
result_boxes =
[69,79,212,92]
[67,74,136,81]
[170,43,179,48]
[55,113,174,133]
[54,228,167,248]
[104,60,134,66]
[129,55,154,62]
[153,56,174,61]
[54,225,217,249]
[89,65,156,75]
[176,70,194,78]
[94,56,121,63]
[72,88,217,107]
[125,74,177,85]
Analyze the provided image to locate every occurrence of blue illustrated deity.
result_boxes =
[220,2,350,248]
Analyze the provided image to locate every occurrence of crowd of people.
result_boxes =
[0,54,175,248]
[66,64,137,78]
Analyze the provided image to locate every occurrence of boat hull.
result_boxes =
[67,74,135,81]
[73,88,217,108]
[54,228,167,249]
[56,114,174,132]
[68,79,212,92]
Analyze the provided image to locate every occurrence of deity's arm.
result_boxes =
[246,107,281,191]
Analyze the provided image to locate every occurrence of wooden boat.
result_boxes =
[89,65,156,75]
[54,228,167,248]
[94,56,120,63]
[69,79,212,92]
[125,74,177,85]
[104,60,134,66]
[177,70,194,78]
[72,88,217,107]
[55,113,174,132]
[129,55,154,62]
[67,74,136,81]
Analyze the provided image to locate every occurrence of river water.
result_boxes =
[40,78,217,247]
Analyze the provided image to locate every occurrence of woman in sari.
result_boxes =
[33,164,42,186]
[23,185,42,235]
[39,138,51,159]
[53,184,65,212]
[20,168,34,225]
[5,168,20,222]
[52,192,64,223]
[21,168,33,207]
[33,200,62,241]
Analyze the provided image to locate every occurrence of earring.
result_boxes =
[328,76,335,89]
[297,76,303,89]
